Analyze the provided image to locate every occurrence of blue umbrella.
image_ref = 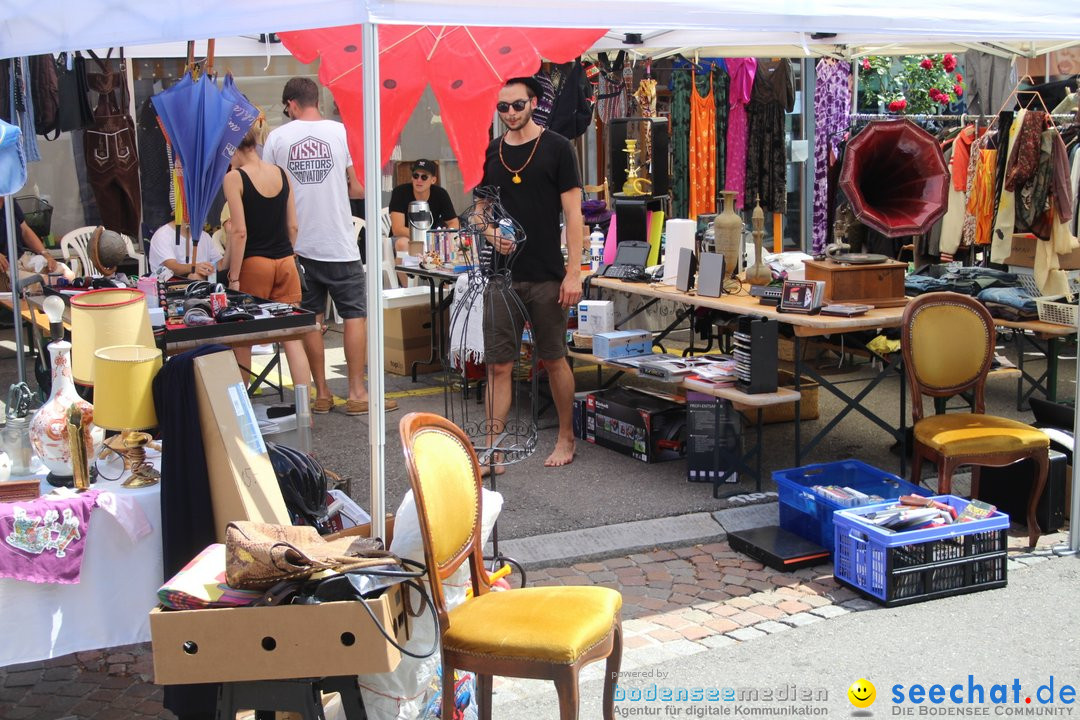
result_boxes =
[152,72,257,254]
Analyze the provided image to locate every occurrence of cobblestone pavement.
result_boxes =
[0,527,1066,719]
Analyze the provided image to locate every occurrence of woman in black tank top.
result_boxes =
[223,124,311,389]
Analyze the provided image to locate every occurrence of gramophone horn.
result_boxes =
[838,119,950,238]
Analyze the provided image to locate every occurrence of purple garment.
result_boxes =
[0,490,101,584]
[724,58,756,208]
[812,59,852,253]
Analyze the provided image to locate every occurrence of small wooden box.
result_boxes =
[803,259,908,308]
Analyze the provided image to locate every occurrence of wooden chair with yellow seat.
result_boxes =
[399,412,623,720]
[902,291,1049,547]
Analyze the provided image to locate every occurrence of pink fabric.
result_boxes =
[0,490,101,584]
[725,58,757,208]
[94,491,152,544]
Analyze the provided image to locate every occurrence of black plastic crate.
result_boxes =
[15,196,52,239]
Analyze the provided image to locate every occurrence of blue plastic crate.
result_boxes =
[833,495,1009,606]
[774,460,929,552]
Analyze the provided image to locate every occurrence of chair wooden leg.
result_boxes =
[937,459,956,496]
[476,673,493,720]
[1027,450,1049,548]
[910,450,924,487]
[603,622,623,720]
[970,466,982,500]
[555,665,580,720]
[441,663,456,720]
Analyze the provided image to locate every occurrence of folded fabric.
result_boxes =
[158,543,262,610]
[0,490,101,584]
[977,286,1039,315]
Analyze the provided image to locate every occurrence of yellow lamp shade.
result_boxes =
[71,288,156,385]
[92,345,163,431]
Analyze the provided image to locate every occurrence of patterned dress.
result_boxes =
[671,70,692,218]
[724,58,757,209]
[812,59,851,253]
[744,59,795,214]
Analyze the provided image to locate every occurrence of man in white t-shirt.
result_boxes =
[263,77,397,416]
[148,221,223,280]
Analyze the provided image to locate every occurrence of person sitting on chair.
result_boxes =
[148,220,226,280]
[0,197,74,288]
[389,159,459,282]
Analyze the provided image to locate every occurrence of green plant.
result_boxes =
[858,54,965,115]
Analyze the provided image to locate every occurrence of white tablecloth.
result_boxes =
[0,452,163,667]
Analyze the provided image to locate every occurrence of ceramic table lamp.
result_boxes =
[92,345,163,488]
[70,288,155,386]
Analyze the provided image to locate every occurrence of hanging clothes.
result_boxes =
[990,108,1026,263]
[812,59,852,253]
[83,52,141,237]
[4,58,42,163]
[137,95,172,237]
[670,70,692,218]
[595,52,627,123]
[968,141,997,246]
[724,58,756,209]
[689,71,716,219]
[964,51,1016,117]
[711,63,730,198]
[744,58,794,214]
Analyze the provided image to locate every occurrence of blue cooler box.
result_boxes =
[774,460,930,552]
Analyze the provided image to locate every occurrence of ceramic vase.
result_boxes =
[714,191,743,277]
[744,199,772,286]
[29,341,103,482]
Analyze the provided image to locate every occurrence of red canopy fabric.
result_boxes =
[279,25,605,190]
[839,119,950,238]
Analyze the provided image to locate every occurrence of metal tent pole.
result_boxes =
[363,22,387,543]
[4,195,25,386]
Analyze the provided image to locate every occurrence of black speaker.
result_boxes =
[977,450,1067,534]
[608,117,670,198]
[675,247,697,292]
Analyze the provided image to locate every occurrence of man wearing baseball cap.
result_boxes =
[388,159,459,282]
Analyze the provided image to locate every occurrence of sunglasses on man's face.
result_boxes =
[496,99,529,113]
[412,173,430,181]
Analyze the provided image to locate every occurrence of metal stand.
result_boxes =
[216,676,367,720]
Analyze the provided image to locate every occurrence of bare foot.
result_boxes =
[479,464,505,478]
[544,439,576,467]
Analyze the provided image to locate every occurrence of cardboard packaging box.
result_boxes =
[585,387,685,463]
[1005,234,1080,270]
[686,392,742,486]
[592,329,651,359]
[384,304,445,376]
[151,585,408,684]
[577,300,614,336]
[194,351,291,541]
[572,390,593,440]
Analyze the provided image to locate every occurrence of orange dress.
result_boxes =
[689,74,716,219]
[967,145,997,246]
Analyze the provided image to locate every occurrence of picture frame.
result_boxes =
[778,279,824,314]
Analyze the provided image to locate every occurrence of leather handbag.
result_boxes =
[225,520,397,590]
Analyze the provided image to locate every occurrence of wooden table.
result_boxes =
[994,317,1076,410]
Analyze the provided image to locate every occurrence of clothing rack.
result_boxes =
[849,112,1079,123]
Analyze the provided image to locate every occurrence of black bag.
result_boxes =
[547,59,595,141]
[28,54,60,139]
[55,52,94,132]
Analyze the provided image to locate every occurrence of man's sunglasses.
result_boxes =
[412,173,430,181]
[496,99,529,113]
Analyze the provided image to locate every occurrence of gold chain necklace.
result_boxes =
[499,129,543,184]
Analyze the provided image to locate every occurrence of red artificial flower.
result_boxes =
[888,100,903,112]
[862,59,871,71]
[955,73,963,82]
[928,88,941,100]
[942,54,957,72]
[920,57,934,70]
[954,85,964,97]
[939,94,950,105]
[898,99,907,110]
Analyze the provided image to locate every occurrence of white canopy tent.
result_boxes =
[2,1,1079,550]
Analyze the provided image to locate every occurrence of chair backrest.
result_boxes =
[120,232,147,276]
[901,291,995,421]
[59,225,98,277]
[354,214,400,289]
[399,412,486,626]
[379,206,392,239]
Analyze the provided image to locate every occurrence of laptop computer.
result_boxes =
[599,241,651,280]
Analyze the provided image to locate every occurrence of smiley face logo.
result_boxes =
[848,679,876,708]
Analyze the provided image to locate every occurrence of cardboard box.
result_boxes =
[385,304,435,347]
[585,387,686,463]
[194,352,291,541]
[1006,234,1080,269]
[686,392,742,485]
[577,300,614,336]
[150,585,408,684]
[593,329,651,359]
[572,390,593,440]
[735,369,818,424]
[385,344,442,376]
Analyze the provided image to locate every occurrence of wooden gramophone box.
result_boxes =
[803,259,908,308]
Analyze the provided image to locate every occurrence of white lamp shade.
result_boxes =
[70,288,156,385]
[92,345,162,431]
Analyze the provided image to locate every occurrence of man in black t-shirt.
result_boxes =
[478,76,584,470]
[0,197,60,285]
[388,159,458,282]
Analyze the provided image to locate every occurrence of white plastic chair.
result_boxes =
[59,225,146,277]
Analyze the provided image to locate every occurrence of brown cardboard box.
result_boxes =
[194,351,291,541]
[150,585,408,684]
[1005,234,1080,269]
[386,345,442,376]
[384,304,435,346]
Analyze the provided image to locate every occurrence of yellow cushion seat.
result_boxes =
[444,586,622,665]
[914,414,1049,456]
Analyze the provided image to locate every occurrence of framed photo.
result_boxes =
[778,280,824,314]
